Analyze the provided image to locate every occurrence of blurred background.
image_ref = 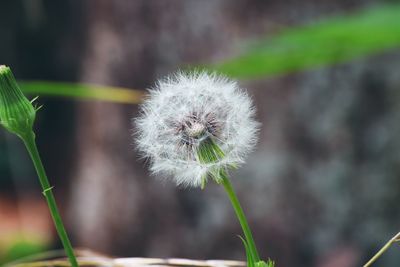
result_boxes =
[1,1,400,266]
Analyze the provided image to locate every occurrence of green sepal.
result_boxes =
[0,65,37,138]
[196,137,229,186]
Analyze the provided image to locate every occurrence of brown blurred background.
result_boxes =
[1,1,400,266]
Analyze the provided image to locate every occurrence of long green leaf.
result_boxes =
[239,235,255,267]
[210,4,400,79]
[19,81,144,104]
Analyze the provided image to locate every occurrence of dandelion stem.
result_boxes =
[363,232,400,267]
[220,173,261,262]
[21,131,79,267]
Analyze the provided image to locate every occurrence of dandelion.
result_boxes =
[135,72,259,188]
[135,71,274,267]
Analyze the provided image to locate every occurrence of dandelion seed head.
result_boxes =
[134,71,260,187]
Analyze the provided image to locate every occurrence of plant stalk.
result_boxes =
[21,131,79,267]
[221,174,261,262]
[363,232,400,267]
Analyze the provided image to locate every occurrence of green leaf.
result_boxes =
[239,235,255,267]
[19,81,144,104]
[209,4,400,79]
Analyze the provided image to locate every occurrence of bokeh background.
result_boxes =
[1,1,400,266]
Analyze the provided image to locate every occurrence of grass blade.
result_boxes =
[19,81,144,104]
[210,4,400,79]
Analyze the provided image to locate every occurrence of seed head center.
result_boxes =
[186,122,206,138]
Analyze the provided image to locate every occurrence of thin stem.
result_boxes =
[221,174,261,262]
[20,131,79,267]
[363,232,400,267]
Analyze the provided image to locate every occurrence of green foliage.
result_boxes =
[210,4,400,79]
[19,81,144,104]
[1,240,46,265]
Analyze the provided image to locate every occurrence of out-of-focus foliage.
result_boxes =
[0,238,47,265]
[19,82,144,104]
[211,4,400,79]
[15,5,400,103]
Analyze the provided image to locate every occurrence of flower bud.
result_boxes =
[0,65,37,137]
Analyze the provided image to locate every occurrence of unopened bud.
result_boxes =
[0,65,37,137]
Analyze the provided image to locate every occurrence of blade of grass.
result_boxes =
[239,236,255,267]
[19,81,144,104]
[208,4,400,79]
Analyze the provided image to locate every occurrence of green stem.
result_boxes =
[221,174,261,262]
[20,131,79,267]
[363,232,400,267]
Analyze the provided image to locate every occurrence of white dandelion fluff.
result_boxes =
[134,71,259,188]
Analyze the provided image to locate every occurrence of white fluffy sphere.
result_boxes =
[134,72,259,187]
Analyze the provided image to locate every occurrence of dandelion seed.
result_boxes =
[134,71,259,188]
